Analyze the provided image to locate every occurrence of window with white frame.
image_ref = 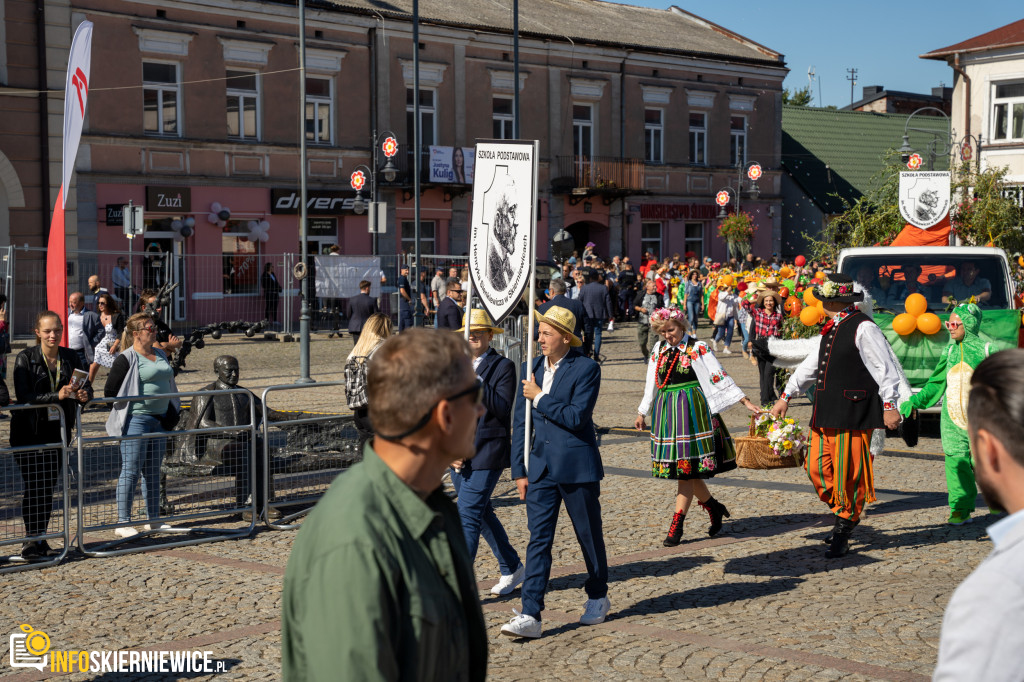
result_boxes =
[401,220,435,255]
[305,76,332,144]
[684,222,704,262]
[645,108,663,164]
[407,88,437,169]
[992,82,1024,141]
[641,221,662,259]
[143,61,180,136]
[730,116,747,167]
[493,96,514,139]
[573,104,594,158]
[226,70,259,140]
[689,112,707,165]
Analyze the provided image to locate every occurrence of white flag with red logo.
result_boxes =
[61,20,93,208]
[47,19,93,342]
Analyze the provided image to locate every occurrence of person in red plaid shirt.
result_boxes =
[746,285,784,406]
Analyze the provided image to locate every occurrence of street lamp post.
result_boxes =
[715,161,762,260]
[897,106,983,173]
[297,0,313,383]
[352,131,399,255]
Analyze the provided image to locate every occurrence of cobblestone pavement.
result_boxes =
[2,322,988,681]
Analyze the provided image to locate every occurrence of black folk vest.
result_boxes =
[810,311,884,431]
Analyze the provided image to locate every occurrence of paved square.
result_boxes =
[2,324,986,680]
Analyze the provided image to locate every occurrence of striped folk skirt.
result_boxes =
[650,381,725,480]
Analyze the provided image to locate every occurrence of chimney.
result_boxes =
[932,86,952,100]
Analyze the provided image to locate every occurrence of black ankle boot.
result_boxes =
[698,497,730,537]
[824,517,859,544]
[663,512,685,547]
[826,518,857,558]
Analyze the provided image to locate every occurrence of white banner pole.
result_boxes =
[523,140,539,476]
[463,275,473,342]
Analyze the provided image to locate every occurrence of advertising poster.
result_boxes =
[314,256,382,299]
[468,140,537,323]
[429,146,475,184]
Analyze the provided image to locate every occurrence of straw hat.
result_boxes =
[456,308,505,334]
[533,306,582,347]
[753,287,783,309]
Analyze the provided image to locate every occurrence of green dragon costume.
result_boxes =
[900,302,990,523]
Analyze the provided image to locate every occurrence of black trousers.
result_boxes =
[757,356,779,407]
[14,449,62,538]
[353,406,373,454]
[264,293,279,323]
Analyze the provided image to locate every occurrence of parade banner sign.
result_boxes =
[468,140,538,324]
[899,171,950,229]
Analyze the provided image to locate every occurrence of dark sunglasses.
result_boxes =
[377,379,483,442]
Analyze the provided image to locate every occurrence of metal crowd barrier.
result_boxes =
[0,405,70,573]
[75,390,258,558]
[261,382,362,530]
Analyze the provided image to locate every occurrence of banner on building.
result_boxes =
[314,256,382,299]
[468,140,537,324]
[429,146,475,185]
[899,171,951,229]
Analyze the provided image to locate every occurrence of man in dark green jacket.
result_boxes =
[282,328,488,681]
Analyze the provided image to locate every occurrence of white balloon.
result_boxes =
[259,220,270,231]
[172,230,184,241]
[170,219,183,231]
[207,213,219,224]
[247,220,258,231]
[217,220,226,228]
[259,232,270,243]
[210,202,222,213]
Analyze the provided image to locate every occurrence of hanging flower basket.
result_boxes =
[717,211,757,260]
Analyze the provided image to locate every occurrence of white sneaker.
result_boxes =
[144,523,171,531]
[721,346,733,355]
[500,610,542,639]
[580,597,611,625]
[490,563,526,596]
[114,526,138,539]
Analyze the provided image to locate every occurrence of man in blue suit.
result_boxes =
[450,309,524,596]
[501,306,609,639]
[345,279,379,342]
[537,278,585,340]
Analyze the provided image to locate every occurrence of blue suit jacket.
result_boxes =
[468,350,516,471]
[436,297,462,330]
[537,294,585,338]
[511,349,602,484]
[345,293,379,333]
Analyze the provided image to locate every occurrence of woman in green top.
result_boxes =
[104,313,177,538]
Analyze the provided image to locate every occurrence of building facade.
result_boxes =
[4,0,787,325]
[922,18,1024,203]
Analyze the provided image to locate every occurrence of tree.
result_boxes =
[782,86,812,106]
[806,150,1024,262]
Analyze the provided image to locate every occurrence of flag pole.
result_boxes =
[523,140,539,475]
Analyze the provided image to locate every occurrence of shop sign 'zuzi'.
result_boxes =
[145,186,191,213]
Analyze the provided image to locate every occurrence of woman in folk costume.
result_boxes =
[770,274,904,559]
[899,302,993,525]
[635,307,761,546]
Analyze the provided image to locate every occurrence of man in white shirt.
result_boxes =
[67,292,102,369]
[772,273,902,558]
[933,349,1024,682]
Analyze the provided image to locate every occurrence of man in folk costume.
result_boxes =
[771,273,903,558]
[900,302,993,525]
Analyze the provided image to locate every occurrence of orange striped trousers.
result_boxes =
[806,428,876,522]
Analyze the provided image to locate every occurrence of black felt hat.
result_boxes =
[813,273,863,303]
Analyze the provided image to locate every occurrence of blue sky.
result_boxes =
[606,1,1011,108]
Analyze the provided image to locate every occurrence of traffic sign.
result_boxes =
[122,204,144,237]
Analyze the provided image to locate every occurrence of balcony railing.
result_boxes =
[551,155,646,195]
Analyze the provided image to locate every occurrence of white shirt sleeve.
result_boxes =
[782,350,819,398]
[637,342,661,416]
[855,323,902,409]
